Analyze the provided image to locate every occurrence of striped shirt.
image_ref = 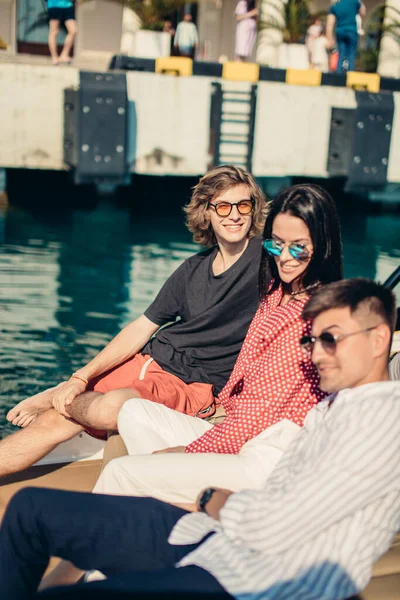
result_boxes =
[170,381,400,600]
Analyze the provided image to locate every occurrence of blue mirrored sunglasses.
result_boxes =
[263,239,310,261]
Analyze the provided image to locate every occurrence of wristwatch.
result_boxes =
[198,487,216,514]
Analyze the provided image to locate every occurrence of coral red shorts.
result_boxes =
[85,354,216,439]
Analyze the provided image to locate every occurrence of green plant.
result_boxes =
[258,0,311,43]
[108,0,188,31]
[356,48,379,72]
[366,3,400,44]
[355,3,400,72]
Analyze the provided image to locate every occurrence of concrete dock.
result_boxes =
[1,53,400,195]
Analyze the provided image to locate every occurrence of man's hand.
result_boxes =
[196,488,233,521]
[152,446,186,454]
[52,379,87,417]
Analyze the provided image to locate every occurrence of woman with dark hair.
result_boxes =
[235,0,258,61]
[259,182,343,298]
[91,183,343,506]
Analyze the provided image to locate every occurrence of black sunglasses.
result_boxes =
[208,199,255,217]
[300,326,378,355]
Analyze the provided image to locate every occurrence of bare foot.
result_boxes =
[7,384,63,427]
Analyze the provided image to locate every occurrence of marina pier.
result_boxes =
[1,56,400,199]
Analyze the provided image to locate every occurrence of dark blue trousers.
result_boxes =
[0,487,230,600]
[336,32,358,72]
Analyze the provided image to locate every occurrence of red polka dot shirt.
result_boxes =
[186,285,326,455]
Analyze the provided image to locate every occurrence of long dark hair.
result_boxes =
[259,183,343,299]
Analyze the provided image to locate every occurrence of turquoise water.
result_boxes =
[0,196,399,438]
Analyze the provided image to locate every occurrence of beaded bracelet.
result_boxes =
[71,373,89,385]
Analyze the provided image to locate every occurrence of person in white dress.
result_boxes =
[310,26,329,71]
[235,0,258,61]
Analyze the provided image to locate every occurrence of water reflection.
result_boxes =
[0,200,399,438]
[0,201,197,437]
[340,210,400,286]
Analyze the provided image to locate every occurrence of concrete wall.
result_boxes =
[75,0,124,56]
[126,72,213,175]
[198,0,238,61]
[378,0,400,78]
[1,61,400,183]
[253,82,400,183]
[387,91,400,183]
[0,63,211,175]
[0,0,16,51]
[120,6,141,56]
[253,83,357,177]
[0,63,78,169]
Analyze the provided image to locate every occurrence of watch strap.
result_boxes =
[199,487,216,514]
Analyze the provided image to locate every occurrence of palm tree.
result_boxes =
[366,3,400,43]
[357,3,400,72]
[106,0,188,31]
[258,0,311,44]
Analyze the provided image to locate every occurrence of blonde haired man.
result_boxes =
[0,165,266,478]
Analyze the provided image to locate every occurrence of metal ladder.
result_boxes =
[209,82,257,172]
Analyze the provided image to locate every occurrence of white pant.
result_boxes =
[93,398,301,504]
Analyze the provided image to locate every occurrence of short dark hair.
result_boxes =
[259,183,343,298]
[302,278,397,333]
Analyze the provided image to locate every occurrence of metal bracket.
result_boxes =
[327,91,394,191]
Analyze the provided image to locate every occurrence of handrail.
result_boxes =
[383,266,400,290]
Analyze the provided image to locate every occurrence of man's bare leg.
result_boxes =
[6,383,64,428]
[59,18,77,63]
[66,388,142,431]
[0,409,83,479]
[2,388,141,477]
[48,19,60,65]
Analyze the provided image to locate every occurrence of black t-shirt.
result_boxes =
[142,237,263,395]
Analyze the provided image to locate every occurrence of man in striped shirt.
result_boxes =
[1,278,399,600]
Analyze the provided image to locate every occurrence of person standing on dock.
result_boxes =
[47,0,77,66]
[0,165,266,479]
[174,13,199,58]
[326,0,366,72]
[235,0,258,62]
